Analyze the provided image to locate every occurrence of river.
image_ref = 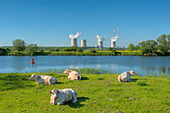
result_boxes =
[0,56,169,76]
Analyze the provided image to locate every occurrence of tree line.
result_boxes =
[127,34,170,56]
[0,34,170,56]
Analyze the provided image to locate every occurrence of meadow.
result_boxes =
[0,73,169,113]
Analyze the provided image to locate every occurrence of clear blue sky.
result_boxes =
[0,0,170,47]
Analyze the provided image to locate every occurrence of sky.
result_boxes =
[0,0,170,47]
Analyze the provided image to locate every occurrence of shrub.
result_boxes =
[108,47,113,51]
[55,49,59,51]
[89,49,97,53]
[39,49,44,52]
[112,49,116,55]
[77,48,83,52]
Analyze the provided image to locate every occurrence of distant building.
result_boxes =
[81,40,87,47]
[71,38,78,47]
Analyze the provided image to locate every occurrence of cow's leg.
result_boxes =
[72,91,78,103]
[57,100,64,105]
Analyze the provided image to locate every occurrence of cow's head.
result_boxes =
[129,70,137,76]
[29,74,36,80]
[49,89,60,105]
[64,69,71,74]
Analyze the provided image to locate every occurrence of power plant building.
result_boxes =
[71,38,78,47]
[81,40,87,47]
[111,41,116,48]
[98,41,103,48]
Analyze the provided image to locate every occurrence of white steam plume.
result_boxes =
[96,35,106,41]
[69,32,82,39]
[110,35,118,42]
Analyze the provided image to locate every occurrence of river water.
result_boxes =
[0,56,169,76]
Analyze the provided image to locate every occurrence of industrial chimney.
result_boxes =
[71,38,78,47]
[111,41,116,48]
[98,41,103,48]
[69,32,82,47]
[96,35,105,48]
[110,35,118,48]
[81,40,87,47]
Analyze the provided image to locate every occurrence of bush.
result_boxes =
[108,47,113,51]
[55,49,59,51]
[0,48,7,55]
[60,47,77,51]
[89,49,97,53]
[112,49,116,55]
[39,49,44,52]
[77,48,83,52]
[49,49,55,51]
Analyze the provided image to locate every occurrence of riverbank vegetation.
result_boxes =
[0,34,170,56]
[0,73,169,112]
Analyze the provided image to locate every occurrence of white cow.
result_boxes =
[118,70,137,82]
[64,69,81,80]
[49,89,78,105]
[29,74,57,85]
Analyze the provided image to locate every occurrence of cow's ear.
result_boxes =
[57,90,60,93]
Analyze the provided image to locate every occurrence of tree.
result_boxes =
[134,45,140,50]
[156,34,169,55]
[12,39,26,51]
[26,43,38,56]
[0,48,7,55]
[168,35,170,49]
[108,47,113,51]
[127,43,135,51]
[112,49,116,55]
[139,40,157,55]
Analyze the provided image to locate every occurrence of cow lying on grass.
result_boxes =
[64,69,81,80]
[29,74,57,85]
[49,89,78,105]
[118,70,137,82]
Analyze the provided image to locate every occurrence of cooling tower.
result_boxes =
[111,41,116,48]
[98,41,103,48]
[71,38,78,47]
[81,40,87,47]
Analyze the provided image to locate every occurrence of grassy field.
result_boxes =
[0,73,169,113]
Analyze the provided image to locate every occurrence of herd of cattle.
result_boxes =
[29,69,137,105]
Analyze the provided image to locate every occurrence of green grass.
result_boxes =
[0,73,170,113]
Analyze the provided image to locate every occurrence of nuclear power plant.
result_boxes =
[68,27,119,48]
[71,38,78,46]
[96,35,106,48]
[98,40,103,48]
[81,40,87,47]
[110,35,118,48]
[111,41,116,48]
[69,32,82,47]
